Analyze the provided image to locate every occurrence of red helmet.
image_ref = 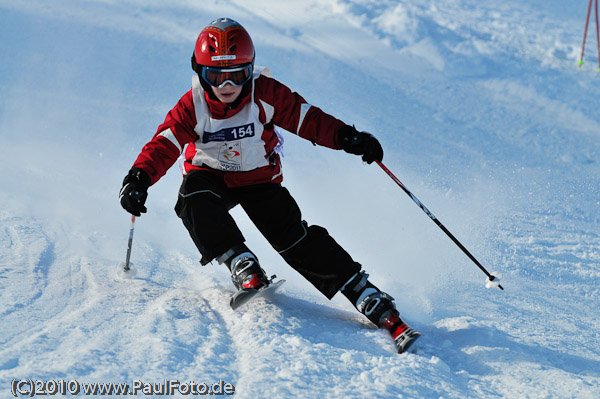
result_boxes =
[192,18,255,69]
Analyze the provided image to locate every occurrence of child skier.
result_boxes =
[119,17,420,353]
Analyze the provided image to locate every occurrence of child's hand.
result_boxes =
[337,125,384,164]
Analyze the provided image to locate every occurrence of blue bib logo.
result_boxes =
[203,123,255,144]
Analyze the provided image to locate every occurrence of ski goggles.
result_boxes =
[201,64,253,88]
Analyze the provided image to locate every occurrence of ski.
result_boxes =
[230,278,285,310]
[393,327,421,354]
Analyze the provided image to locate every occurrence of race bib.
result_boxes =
[203,123,255,144]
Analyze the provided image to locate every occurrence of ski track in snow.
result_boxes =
[1,0,599,398]
[1,210,598,398]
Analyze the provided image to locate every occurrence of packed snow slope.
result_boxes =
[1,1,599,398]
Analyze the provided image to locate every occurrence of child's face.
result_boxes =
[211,84,243,104]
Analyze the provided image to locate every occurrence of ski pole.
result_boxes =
[376,161,503,290]
[124,214,136,272]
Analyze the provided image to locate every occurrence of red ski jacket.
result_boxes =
[132,67,347,187]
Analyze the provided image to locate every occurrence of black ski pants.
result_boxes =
[174,170,360,299]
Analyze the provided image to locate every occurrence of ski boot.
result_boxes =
[230,253,270,290]
[341,271,421,354]
[218,244,270,290]
[360,293,421,354]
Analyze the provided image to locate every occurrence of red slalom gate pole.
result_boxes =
[580,0,600,71]
[376,161,503,290]
[595,0,600,71]
[580,0,593,67]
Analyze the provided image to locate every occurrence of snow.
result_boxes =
[1,0,599,398]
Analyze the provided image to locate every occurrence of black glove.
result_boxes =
[119,167,151,216]
[338,125,384,164]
